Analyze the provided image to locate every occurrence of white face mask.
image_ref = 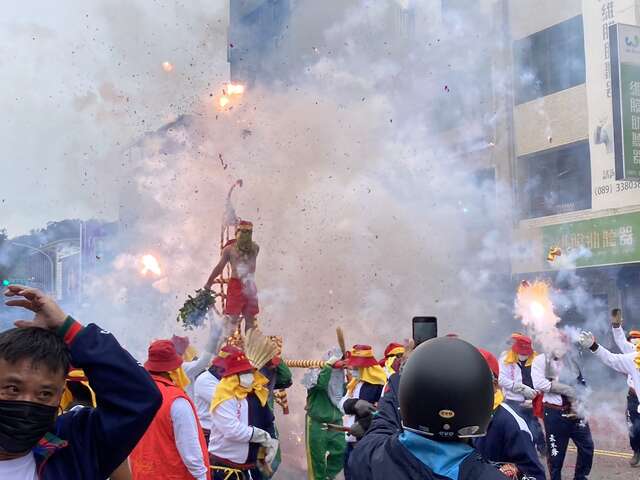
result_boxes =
[631,338,640,346]
[238,373,254,389]
[518,354,529,362]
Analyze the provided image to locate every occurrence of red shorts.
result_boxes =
[224,278,259,317]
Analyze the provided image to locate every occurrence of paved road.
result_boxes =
[563,448,637,479]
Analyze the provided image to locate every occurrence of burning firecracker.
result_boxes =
[177,289,217,330]
[547,246,562,262]
[516,280,555,322]
[218,82,245,110]
[141,254,162,276]
[515,279,565,354]
[161,61,174,72]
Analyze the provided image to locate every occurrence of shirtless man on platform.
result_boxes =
[204,220,260,332]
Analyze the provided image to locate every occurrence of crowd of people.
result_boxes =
[0,284,638,480]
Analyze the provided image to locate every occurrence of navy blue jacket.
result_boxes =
[352,373,506,480]
[474,404,546,479]
[34,319,162,479]
[350,407,507,480]
[378,373,402,430]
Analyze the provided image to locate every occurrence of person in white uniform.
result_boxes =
[608,308,640,466]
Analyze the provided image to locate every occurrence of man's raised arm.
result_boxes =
[4,285,162,479]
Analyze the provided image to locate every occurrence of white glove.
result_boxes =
[514,383,537,400]
[250,427,272,445]
[578,331,595,349]
[550,381,575,398]
[264,437,279,464]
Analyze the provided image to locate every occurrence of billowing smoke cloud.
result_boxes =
[5,0,629,475]
[68,1,517,473]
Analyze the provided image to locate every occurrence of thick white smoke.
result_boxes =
[6,0,630,475]
[68,2,517,473]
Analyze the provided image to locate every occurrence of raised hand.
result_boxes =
[4,285,67,330]
[577,331,595,350]
[611,308,622,328]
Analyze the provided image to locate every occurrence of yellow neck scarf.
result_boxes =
[347,365,388,395]
[183,345,198,363]
[384,357,399,376]
[504,350,537,366]
[634,344,640,370]
[60,380,97,411]
[210,371,270,412]
[169,367,191,390]
[60,369,96,411]
[493,388,505,410]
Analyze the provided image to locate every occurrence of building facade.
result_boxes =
[508,0,640,325]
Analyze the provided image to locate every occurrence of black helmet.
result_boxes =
[399,337,493,441]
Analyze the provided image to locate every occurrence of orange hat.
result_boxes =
[222,351,254,377]
[345,345,379,369]
[237,220,253,231]
[171,335,190,356]
[383,343,405,358]
[212,345,241,369]
[145,340,183,372]
[477,348,500,378]
[511,334,533,356]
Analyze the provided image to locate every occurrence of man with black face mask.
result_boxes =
[0,285,162,479]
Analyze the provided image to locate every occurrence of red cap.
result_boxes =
[478,348,500,378]
[212,345,241,369]
[383,343,405,358]
[222,351,254,377]
[345,345,379,369]
[145,340,183,372]
[237,220,253,231]
[171,335,190,356]
[511,334,534,356]
[630,330,640,339]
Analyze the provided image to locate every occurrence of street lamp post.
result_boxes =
[8,242,55,294]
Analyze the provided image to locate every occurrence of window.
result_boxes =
[518,140,591,219]
[514,15,586,104]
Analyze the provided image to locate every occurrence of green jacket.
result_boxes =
[306,364,345,423]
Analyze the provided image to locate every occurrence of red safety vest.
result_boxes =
[130,375,210,480]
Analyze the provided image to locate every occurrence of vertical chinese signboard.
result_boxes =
[610,23,640,180]
[582,0,640,209]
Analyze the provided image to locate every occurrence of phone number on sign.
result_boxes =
[594,181,640,196]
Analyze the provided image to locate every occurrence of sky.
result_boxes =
[1,1,230,235]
